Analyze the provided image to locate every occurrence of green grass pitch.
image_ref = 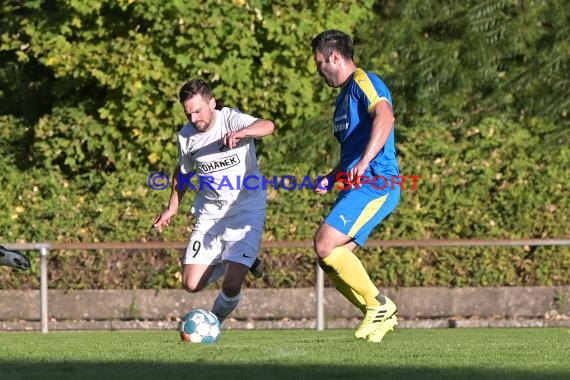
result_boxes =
[0,328,568,380]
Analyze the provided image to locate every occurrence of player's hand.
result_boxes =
[152,208,177,232]
[315,176,329,195]
[348,161,368,184]
[223,130,244,150]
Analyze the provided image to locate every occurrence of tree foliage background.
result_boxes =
[0,0,568,289]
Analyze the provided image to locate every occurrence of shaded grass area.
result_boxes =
[0,328,568,380]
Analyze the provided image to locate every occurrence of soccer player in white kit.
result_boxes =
[152,79,275,323]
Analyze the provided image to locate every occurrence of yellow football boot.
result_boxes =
[354,295,397,339]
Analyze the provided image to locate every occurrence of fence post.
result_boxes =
[40,246,49,333]
[316,264,324,331]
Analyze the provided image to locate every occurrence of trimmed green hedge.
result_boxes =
[1,1,568,289]
[1,115,568,289]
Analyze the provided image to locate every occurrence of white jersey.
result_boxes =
[177,107,266,219]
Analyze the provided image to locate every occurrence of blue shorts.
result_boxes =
[324,181,400,246]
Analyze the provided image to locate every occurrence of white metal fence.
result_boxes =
[6,238,570,333]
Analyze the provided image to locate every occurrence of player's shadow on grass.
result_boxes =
[0,362,567,380]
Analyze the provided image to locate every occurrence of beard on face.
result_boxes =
[194,122,207,132]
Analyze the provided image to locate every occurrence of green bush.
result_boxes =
[1,115,568,289]
[1,1,568,290]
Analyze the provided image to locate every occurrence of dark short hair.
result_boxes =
[311,30,354,61]
[178,78,214,103]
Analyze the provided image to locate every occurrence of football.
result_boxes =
[179,308,221,343]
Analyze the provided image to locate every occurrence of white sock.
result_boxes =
[211,290,241,323]
[203,264,225,287]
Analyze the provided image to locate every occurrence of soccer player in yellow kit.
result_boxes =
[312,30,400,342]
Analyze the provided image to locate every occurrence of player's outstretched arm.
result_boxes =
[0,245,31,270]
[152,165,187,231]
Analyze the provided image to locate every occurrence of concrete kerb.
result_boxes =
[1,286,569,331]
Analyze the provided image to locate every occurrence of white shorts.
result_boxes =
[183,209,265,268]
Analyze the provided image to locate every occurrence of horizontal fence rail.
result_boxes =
[4,238,570,333]
[6,238,570,250]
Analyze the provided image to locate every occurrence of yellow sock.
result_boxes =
[322,246,380,307]
[324,268,367,313]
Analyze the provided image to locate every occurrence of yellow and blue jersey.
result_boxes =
[325,68,400,246]
[333,68,398,175]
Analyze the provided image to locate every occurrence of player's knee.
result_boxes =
[221,275,244,297]
[313,236,331,259]
[221,282,241,297]
[182,279,204,293]
[183,284,202,293]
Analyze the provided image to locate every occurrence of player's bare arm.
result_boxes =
[152,165,188,231]
[223,119,275,149]
[348,101,395,181]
